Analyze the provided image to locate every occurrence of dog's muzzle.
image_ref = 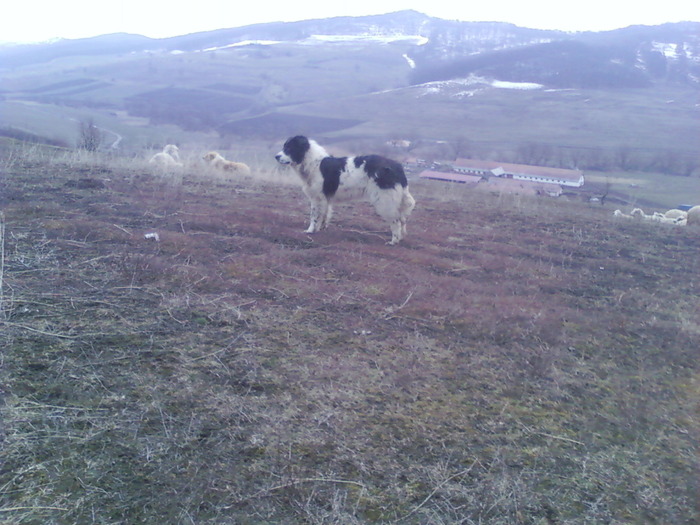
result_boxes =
[275,153,291,165]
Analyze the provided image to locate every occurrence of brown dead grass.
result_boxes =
[0,147,698,524]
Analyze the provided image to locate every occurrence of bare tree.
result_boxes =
[77,119,103,152]
[678,155,700,177]
[660,151,700,177]
[598,177,611,206]
[516,142,554,166]
[613,145,635,171]
[451,135,472,159]
[580,147,610,171]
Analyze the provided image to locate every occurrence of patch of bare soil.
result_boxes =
[1,155,698,524]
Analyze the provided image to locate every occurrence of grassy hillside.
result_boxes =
[1,146,698,523]
[584,170,700,209]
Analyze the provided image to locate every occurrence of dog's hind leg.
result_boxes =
[372,187,411,244]
[398,190,415,239]
[321,203,333,229]
[388,220,403,245]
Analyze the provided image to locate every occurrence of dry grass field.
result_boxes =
[1,145,698,524]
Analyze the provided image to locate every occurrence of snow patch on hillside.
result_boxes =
[491,80,543,90]
[305,34,428,45]
[202,40,281,52]
[415,75,542,98]
[414,76,487,97]
[652,42,680,59]
[192,34,428,54]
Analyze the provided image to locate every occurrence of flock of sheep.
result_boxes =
[148,144,251,176]
[614,205,700,226]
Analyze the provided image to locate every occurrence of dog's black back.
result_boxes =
[320,156,346,197]
[354,155,408,189]
[319,155,407,197]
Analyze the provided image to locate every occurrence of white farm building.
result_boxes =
[452,159,585,188]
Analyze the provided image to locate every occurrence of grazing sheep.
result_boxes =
[630,208,648,219]
[646,211,685,225]
[613,209,634,219]
[149,144,183,167]
[656,215,685,225]
[202,151,251,176]
[149,152,181,167]
[686,205,700,226]
[625,207,686,226]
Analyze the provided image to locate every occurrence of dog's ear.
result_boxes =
[284,136,310,164]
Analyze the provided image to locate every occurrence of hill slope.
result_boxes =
[1,149,698,523]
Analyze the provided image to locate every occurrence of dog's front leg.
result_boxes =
[306,198,326,233]
[305,201,319,233]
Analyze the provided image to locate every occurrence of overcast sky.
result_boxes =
[2,0,699,44]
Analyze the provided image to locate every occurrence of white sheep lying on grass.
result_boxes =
[202,151,251,176]
[654,215,686,225]
[663,209,688,220]
[686,205,700,226]
[149,144,183,167]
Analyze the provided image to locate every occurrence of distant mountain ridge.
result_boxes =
[2,11,698,89]
[403,17,699,88]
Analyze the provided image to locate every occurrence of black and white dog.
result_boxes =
[275,136,416,244]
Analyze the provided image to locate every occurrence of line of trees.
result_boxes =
[399,135,699,177]
[512,143,699,177]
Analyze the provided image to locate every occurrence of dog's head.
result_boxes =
[275,135,310,166]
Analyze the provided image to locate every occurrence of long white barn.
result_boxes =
[452,159,585,188]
